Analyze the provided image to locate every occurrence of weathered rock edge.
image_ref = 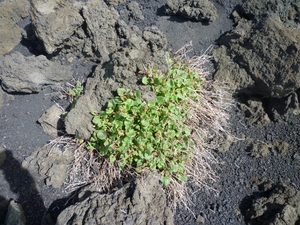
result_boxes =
[55,173,174,225]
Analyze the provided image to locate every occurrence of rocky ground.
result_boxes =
[0,0,300,224]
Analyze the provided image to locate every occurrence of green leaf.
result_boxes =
[86,143,94,150]
[177,174,188,182]
[156,96,165,105]
[161,174,171,187]
[106,108,114,115]
[96,130,107,140]
[109,155,116,162]
[125,98,134,108]
[126,129,136,138]
[119,161,126,168]
[117,88,126,96]
[92,116,101,125]
[91,110,98,116]
[142,76,149,85]
[141,119,150,128]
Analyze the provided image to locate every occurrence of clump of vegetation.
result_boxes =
[87,54,203,186]
[69,80,84,107]
[66,44,230,210]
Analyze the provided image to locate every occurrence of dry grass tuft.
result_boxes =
[65,142,138,193]
[164,42,233,211]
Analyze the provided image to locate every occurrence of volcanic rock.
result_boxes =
[0,52,73,93]
[55,173,174,225]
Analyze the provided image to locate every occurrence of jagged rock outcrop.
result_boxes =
[213,7,300,123]
[30,0,84,54]
[240,0,300,28]
[214,14,300,98]
[55,173,174,225]
[22,145,74,189]
[164,0,218,22]
[0,52,73,93]
[242,182,300,225]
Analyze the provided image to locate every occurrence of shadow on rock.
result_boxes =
[0,149,46,225]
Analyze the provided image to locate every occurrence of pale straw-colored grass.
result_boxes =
[164,42,232,211]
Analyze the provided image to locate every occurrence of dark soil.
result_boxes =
[0,0,299,224]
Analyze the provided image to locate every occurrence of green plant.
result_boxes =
[69,80,84,107]
[87,54,204,186]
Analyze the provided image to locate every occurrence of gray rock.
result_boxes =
[241,0,300,28]
[165,0,218,22]
[105,0,126,6]
[55,173,174,225]
[22,145,74,189]
[30,0,84,54]
[4,200,26,225]
[247,142,272,158]
[272,139,289,156]
[38,104,64,137]
[0,0,30,55]
[238,100,271,127]
[0,87,3,109]
[120,1,144,22]
[64,0,168,139]
[0,17,23,56]
[246,139,290,158]
[81,0,120,62]
[0,0,30,21]
[243,182,300,225]
[267,92,300,122]
[212,45,255,96]
[214,14,300,98]
[0,52,73,93]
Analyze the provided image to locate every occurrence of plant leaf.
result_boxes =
[96,130,107,140]
[142,77,148,85]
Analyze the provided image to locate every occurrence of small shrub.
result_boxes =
[87,54,203,186]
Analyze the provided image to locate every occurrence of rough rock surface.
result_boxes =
[0,17,24,56]
[0,0,29,55]
[241,0,300,28]
[266,92,300,121]
[80,0,120,61]
[0,52,73,93]
[237,99,271,127]
[30,0,84,54]
[241,182,300,225]
[0,88,3,109]
[119,1,145,22]
[246,140,289,158]
[64,0,168,139]
[165,0,218,22]
[4,200,26,225]
[55,173,174,225]
[22,145,74,189]
[214,13,300,98]
[38,104,64,137]
[105,0,126,6]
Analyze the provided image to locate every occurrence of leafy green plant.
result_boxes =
[87,55,204,186]
[69,80,84,107]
